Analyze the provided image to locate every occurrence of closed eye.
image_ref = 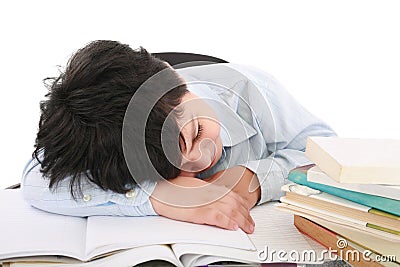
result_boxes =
[193,122,203,143]
[179,133,186,151]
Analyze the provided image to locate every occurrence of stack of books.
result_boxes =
[277,137,400,267]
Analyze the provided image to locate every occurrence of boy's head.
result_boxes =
[34,40,188,195]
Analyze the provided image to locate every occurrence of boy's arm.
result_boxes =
[202,166,261,210]
[23,157,255,234]
[22,157,157,217]
[149,175,255,234]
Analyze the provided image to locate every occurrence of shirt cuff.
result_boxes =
[116,197,158,216]
[140,198,158,216]
[106,181,159,216]
[239,159,286,204]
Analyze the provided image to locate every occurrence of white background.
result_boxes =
[0,0,399,189]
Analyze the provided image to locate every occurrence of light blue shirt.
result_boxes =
[22,63,336,217]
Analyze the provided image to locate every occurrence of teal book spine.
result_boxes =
[288,170,400,216]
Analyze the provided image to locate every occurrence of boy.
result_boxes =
[22,40,335,234]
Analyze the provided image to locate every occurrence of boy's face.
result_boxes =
[177,92,223,176]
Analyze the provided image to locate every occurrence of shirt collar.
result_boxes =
[184,80,257,147]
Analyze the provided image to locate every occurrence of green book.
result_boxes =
[288,167,400,216]
[367,223,400,235]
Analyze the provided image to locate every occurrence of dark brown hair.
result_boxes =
[33,40,187,197]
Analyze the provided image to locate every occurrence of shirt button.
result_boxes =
[83,194,92,202]
[125,189,135,199]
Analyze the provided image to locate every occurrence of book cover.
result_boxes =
[293,215,389,267]
[281,184,400,233]
[288,169,400,216]
[278,198,400,242]
[307,166,400,200]
[305,137,400,185]
[277,204,400,263]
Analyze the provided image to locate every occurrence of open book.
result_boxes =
[1,190,326,266]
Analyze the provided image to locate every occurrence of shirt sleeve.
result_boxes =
[231,63,337,204]
[21,157,158,217]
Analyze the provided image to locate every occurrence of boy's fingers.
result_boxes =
[225,191,255,227]
[221,201,254,234]
[203,209,241,232]
[203,199,254,234]
[226,188,249,209]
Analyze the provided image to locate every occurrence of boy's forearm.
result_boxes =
[203,166,261,209]
[149,175,256,233]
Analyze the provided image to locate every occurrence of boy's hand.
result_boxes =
[149,176,255,234]
[203,166,261,210]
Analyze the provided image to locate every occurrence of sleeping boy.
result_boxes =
[22,40,335,234]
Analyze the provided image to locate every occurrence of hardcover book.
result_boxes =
[281,183,400,234]
[305,137,400,185]
[307,166,400,200]
[288,169,400,216]
[293,215,397,267]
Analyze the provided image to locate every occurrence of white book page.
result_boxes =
[2,256,81,264]
[0,190,86,260]
[308,137,400,184]
[308,166,400,200]
[249,203,326,263]
[309,137,400,166]
[173,243,259,266]
[309,192,371,212]
[282,182,371,212]
[172,203,326,265]
[280,197,366,226]
[194,254,255,266]
[85,214,254,258]
[8,245,182,267]
[302,214,400,260]
[179,253,203,267]
[276,203,400,242]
